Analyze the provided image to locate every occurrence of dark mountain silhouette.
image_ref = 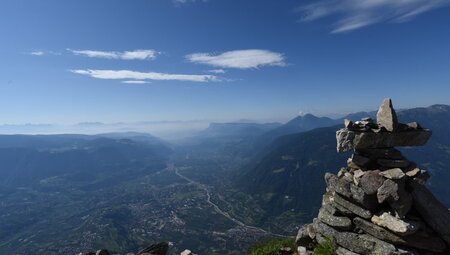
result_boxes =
[236,104,450,226]
[0,133,171,187]
[261,114,337,140]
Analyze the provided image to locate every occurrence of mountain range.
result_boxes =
[0,133,171,187]
[0,104,449,253]
[233,104,450,231]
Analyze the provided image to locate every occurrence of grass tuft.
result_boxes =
[313,236,335,255]
[248,237,295,255]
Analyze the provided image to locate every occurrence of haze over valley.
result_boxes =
[1,104,449,254]
[1,0,450,254]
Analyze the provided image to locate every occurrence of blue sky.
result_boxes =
[1,0,450,127]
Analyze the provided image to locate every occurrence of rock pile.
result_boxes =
[296,98,450,255]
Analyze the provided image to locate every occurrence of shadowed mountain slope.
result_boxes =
[236,104,450,227]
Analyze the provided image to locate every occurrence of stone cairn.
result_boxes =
[296,98,450,255]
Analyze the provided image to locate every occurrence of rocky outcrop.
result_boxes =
[78,242,195,255]
[296,99,450,255]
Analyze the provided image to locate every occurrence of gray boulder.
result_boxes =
[350,183,379,210]
[377,179,412,218]
[323,192,355,217]
[325,173,352,198]
[326,173,378,209]
[359,170,384,195]
[353,217,446,252]
[379,168,405,180]
[314,219,375,254]
[377,179,399,203]
[336,129,432,152]
[358,234,397,255]
[405,168,420,177]
[350,154,371,168]
[335,246,360,255]
[359,148,404,160]
[376,98,398,132]
[334,193,372,219]
[371,213,419,236]
[296,224,315,249]
[409,179,450,246]
[353,169,365,185]
[318,207,353,231]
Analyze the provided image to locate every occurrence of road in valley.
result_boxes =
[168,164,289,238]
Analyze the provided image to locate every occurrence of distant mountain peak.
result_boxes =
[428,104,450,111]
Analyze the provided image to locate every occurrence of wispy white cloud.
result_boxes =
[207,69,226,74]
[30,51,45,56]
[71,69,219,82]
[27,50,60,56]
[297,0,450,33]
[68,49,159,60]
[173,0,208,6]
[186,49,286,69]
[121,80,151,84]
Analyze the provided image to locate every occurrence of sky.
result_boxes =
[1,0,450,130]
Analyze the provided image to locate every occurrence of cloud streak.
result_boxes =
[186,49,285,69]
[71,69,219,82]
[121,80,151,84]
[30,51,45,56]
[27,50,60,56]
[68,49,159,60]
[173,0,208,6]
[297,0,450,33]
[207,69,226,74]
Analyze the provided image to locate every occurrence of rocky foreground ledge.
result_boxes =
[78,242,196,255]
[296,99,450,255]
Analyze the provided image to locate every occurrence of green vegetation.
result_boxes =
[248,238,295,255]
[272,168,285,174]
[247,236,335,255]
[313,237,335,255]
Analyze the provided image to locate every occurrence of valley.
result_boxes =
[0,105,449,254]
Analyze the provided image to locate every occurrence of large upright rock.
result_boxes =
[376,98,398,131]
[409,179,450,246]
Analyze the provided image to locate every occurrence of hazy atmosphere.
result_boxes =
[1,0,450,134]
[1,1,450,255]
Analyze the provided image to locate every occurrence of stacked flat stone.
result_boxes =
[296,99,450,255]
